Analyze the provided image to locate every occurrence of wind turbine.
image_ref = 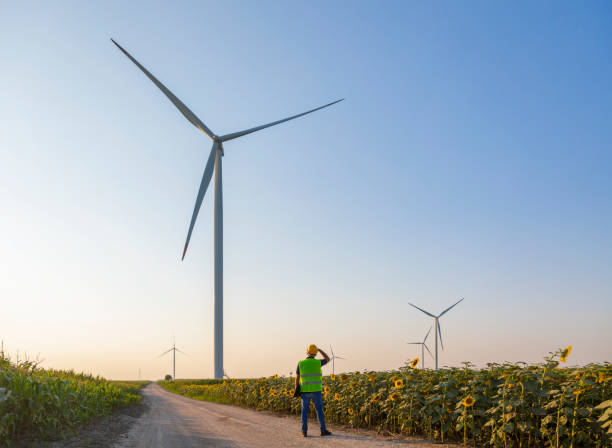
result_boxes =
[159,338,187,380]
[408,298,464,370]
[407,326,434,369]
[329,345,346,375]
[112,39,343,379]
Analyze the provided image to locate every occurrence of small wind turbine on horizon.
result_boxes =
[159,338,187,380]
[408,298,464,370]
[407,326,434,369]
[112,39,343,379]
[330,345,346,375]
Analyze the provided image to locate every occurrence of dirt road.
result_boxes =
[113,383,453,448]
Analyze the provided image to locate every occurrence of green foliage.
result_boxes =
[0,354,144,444]
[159,349,611,447]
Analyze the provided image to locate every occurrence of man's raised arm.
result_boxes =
[318,348,330,362]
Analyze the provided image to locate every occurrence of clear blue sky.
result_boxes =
[1,1,610,379]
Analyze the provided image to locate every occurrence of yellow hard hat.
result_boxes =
[307,344,318,355]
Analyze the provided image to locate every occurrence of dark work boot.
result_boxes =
[321,429,332,436]
[302,431,307,437]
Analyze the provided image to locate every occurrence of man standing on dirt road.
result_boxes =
[295,344,333,438]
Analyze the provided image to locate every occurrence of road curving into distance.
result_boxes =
[113,383,455,448]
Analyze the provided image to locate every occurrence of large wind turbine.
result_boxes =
[408,298,464,370]
[112,39,343,379]
[329,345,346,375]
[159,338,187,380]
[407,326,434,369]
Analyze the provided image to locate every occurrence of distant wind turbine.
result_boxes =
[111,39,343,379]
[330,345,346,375]
[159,338,187,380]
[407,326,434,369]
[408,298,464,370]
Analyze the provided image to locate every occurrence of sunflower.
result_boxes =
[324,386,331,393]
[598,372,605,383]
[347,407,354,415]
[350,382,358,389]
[339,374,348,382]
[334,393,341,400]
[371,393,381,403]
[560,345,572,363]
[389,392,401,401]
[368,375,377,382]
[462,395,475,407]
[410,358,419,368]
[272,374,279,379]
[394,379,404,388]
[330,373,336,381]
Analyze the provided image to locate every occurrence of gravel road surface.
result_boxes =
[113,383,454,448]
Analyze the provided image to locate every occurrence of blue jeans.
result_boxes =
[301,391,326,433]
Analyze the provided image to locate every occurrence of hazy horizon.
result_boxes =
[1,1,611,380]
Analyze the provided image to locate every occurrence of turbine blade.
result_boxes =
[438,297,464,317]
[424,343,434,359]
[406,342,421,345]
[330,345,334,357]
[111,39,215,139]
[175,348,189,356]
[408,302,436,318]
[158,348,173,358]
[437,321,444,350]
[220,99,344,142]
[182,141,218,260]
[336,357,345,360]
[423,326,432,344]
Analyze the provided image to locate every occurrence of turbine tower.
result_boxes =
[159,338,187,380]
[329,345,346,375]
[112,39,343,379]
[408,298,464,370]
[407,326,434,369]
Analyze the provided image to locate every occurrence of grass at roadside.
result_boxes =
[158,379,225,401]
[111,380,150,397]
[0,354,148,444]
[158,348,611,447]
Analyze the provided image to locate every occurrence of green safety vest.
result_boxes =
[298,358,322,392]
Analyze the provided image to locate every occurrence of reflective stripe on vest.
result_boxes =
[299,358,323,392]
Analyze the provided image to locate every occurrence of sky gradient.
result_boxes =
[1,1,611,380]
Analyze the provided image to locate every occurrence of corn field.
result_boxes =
[0,354,144,444]
[160,348,612,447]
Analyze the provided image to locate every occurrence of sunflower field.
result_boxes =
[0,353,145,444]
[159,348,612,447]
